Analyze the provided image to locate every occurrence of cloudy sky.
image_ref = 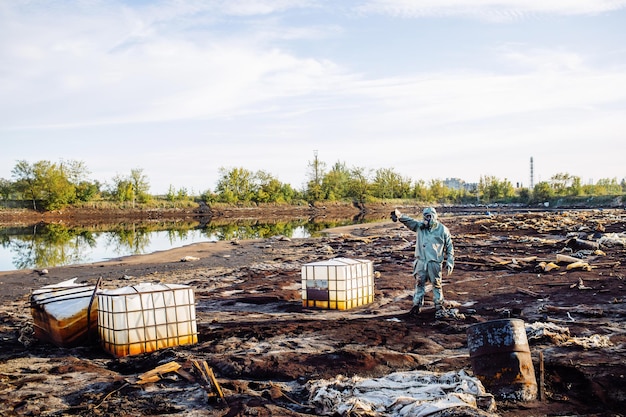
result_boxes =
[1,0,625,195]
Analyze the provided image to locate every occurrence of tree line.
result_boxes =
[1,158,624,211]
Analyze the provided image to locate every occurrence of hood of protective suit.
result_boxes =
[423,207,439,229]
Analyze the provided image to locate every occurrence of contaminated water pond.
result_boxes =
[0,218,361,271]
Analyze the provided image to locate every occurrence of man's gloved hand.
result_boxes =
[446,264,453,276]
[390,208,402,222]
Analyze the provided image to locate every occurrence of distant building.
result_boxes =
[444,178,477,192]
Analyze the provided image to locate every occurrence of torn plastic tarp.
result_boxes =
[561,334,613,348]
[525,322,612,348]
[526,322,570,343]
[598,232,626,247]
[306,369,494,417]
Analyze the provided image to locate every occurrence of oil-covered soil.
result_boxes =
[0,207,625,416]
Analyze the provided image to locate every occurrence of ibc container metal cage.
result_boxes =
[97,283,198,357]
[301,258,374,310]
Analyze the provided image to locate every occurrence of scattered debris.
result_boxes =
[192,359,227,405]
[133,361,182,385]
[541,304,604,317]
[517,287,540,297]
[538,261,560,272]
[181,256,200,262]
[566,238,600,251]
[307,370,496,417]
[570,278,592,290]
[525,322,570,343]
[525,321,613,348]
[566,261,592,271]
[561,334,613,349]
[598,233,626,247]
[435,307,466,320]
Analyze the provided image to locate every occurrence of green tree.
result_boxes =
[12,160,40,209]
[533,181,554,201]
[479,175,515,203]
[412,179,431,202]
[199,189,218,204]
[549,173,581,196]
[110,169,150,206]
[255,170,289,203]
[130,168,150,204]
[166,185,177,202]
[166,185,189,202]
[0,178,12,200]
[371,168,410,199]
[429,179,450,202]
[306,151,326,203]
[593,178,621,195]
[397,175,413,199]
[518,187,531,203]
[215,167,255,204]
[321,161,350,201]
[11,160,78,210]
[57,159,99,203]
[43,163,75,210]
[61,159,90,185]
[75,180,100,202]
[110,176,134,204]
[568,176,583,196]
[346,167,372,204]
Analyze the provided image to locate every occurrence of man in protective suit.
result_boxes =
[391,207,454,317]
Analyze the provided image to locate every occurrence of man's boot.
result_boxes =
[409,305,421,316]
[434,303,446,319]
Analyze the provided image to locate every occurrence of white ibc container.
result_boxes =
[301,258,374,310]
[97,283,198,357]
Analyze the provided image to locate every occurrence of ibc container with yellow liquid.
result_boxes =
[301,258,374,310]
[97,283,198,357]
[30,278,99,348]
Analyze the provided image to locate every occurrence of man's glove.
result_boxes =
[446,264,453,276]
[390,208,402,222]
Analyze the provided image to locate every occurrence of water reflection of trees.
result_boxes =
[203,219,307,240]
[0,216,378,270]
[4,223,97,270]
[104,224,153,256]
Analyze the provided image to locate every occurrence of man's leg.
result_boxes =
[427,262,445,311]
[432,276,444,310]
[411,274,426,315]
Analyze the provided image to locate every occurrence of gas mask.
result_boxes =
[423,213,433,228]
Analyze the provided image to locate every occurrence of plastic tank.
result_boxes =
[30,278,99,348]
[301,258,374,310]
[97,283,198,357]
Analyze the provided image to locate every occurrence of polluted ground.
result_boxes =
[0,208,625,416]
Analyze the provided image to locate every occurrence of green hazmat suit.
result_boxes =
[397,207,454,310]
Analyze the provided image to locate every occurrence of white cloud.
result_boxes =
[357,0,626,20]
[0,1,352,129]
[499,46,586,72]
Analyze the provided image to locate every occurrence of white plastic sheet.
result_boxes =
[307,369,491,417]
